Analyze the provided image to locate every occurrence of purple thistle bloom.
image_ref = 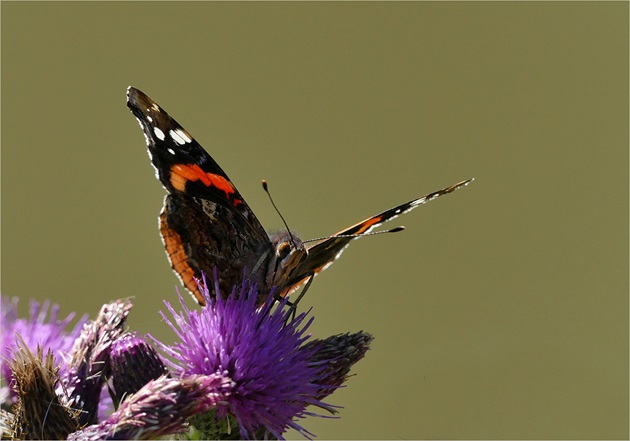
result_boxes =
[154,277,329,439]
[67,373,233,440]
[109,332,169,405]
[0,295,88,407]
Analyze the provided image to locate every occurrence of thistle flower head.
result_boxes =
[109,332,169,405]
[154,277,328,439]
[68,374,233,441]
[0,296,88,407]
[8,336,81,440]
[305,331,374,400]
[64,298,132,425]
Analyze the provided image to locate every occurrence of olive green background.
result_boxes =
[2,2,627,439]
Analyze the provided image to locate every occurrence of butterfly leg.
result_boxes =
[285,274,314,323]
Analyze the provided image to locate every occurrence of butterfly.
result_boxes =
[127,87,473,306]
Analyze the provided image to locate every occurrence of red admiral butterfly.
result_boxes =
[127,87,473,306]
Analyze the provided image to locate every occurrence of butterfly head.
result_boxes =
[267,230,307,292]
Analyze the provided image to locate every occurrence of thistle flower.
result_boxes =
[154,278,329,439]
[109,332,169,406]
[9,336,81,440]
[64,298,132,425]
[67,374,233,440]
[304,331,374,400]
[0,296,88,408]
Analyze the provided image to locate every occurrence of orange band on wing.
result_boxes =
[353,215,384,234]
[170,164,242,206]
[160,211,206,306]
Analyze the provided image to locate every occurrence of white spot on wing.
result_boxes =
[176,129,191,143]
[167,148,176,155]
[153,127,165,141]
[170,129,190,146]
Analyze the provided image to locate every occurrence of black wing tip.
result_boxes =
[444,178,475,193]
[126,86,139,106]
[407,177,475,208]
[125,87,181,137]
[126,86,156,113]
[456,177,475,188]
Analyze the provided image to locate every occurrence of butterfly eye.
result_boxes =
[277,241,292,259]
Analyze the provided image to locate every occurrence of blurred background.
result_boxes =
[2,3,627,439]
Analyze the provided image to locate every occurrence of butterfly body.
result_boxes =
[127,87,472,305]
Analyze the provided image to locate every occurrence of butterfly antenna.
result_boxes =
[303,226,405,244]
[262,180,296,246]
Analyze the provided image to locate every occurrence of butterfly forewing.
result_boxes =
[127,87,274,304]
[285,178,474,291]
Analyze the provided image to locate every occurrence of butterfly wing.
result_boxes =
[127,87,274,304]
[283,179,474,292]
